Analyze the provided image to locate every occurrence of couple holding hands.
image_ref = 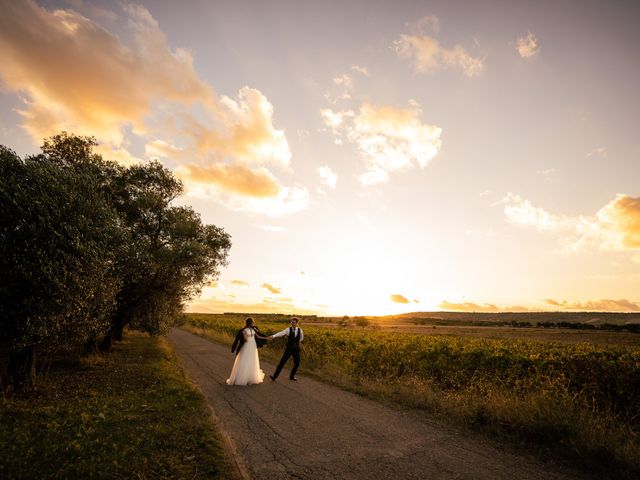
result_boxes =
[226,317,303,386]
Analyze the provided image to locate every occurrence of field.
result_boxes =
[185,312,640,479]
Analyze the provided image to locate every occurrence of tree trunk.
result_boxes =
[113,324,124,342]
[83,337,99,355]
[8,345,36,391]
[99,333,113,352]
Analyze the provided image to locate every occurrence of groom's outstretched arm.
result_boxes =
[270,328,289,340]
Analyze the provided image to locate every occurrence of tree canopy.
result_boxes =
[0,133,231,385]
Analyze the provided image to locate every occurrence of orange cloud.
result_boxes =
[0,2,304,215]
[516,31,539,59]
[597,195,640,249]
[261,283,282,294]
[393,20,484,77]
[186,298,318,315]
[231,280,249,287]
[390,294,410,304]
[176,164,281,198]
[544,299,640,312]
[0,1,211,147]
[503,193,640,254]
[177,87,291,168]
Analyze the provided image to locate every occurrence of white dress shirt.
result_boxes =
[272,326,304,342]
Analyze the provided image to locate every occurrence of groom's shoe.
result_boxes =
[269,375,276,381]
[289,377,298,381]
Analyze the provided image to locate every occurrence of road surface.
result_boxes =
[168,328,583,480]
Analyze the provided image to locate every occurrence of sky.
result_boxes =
[1,0,639,315]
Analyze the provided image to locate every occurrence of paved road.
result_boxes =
[168,328,583,480]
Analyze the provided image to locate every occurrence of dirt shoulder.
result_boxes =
[168,328,585,480]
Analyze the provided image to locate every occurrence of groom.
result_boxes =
[269,317,303,381]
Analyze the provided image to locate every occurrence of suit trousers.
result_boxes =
[273,347,300,379]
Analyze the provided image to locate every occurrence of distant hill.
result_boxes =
[383,311,640,325]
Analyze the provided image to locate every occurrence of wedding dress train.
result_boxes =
[226,328,265,385]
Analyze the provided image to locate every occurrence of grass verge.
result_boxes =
[0,331,233,479]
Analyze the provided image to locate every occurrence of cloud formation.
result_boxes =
[393,18,484,77]
[0,1,305,215]
[187,297,318,315]
[0,1,210,148]
[587,147,608,159]
[503,193,640,253]
[322,101,442,185]
[351,64,370,76]
[545,298,640,312]
[258,225,288,232]
[261,283,282,294]
[318,166,338,189]
[516,31,539,58]
[390,294,410,304]
[440,301,529,312]
[231,280,249,287]
[176,163,282,198]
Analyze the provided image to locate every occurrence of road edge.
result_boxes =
[167,330,250,480]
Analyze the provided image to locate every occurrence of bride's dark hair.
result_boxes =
[245,317,254,327]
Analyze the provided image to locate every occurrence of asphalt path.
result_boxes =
[168,328,583,480]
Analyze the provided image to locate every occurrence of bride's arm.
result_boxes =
[253,327,269,340]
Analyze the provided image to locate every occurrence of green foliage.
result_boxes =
[111,161,231,336]
[0,133,231,360]
[0,332,231,479]
[0,145,120,350]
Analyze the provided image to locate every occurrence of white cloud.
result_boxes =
[537,167,557,176]
[318,166,338,189]
[258,225,288,232]
[350,64,370,76]
[333,74,353,89]
[221,184,310,217]
[325,72,355,104]
[516,31,539,58]
[322,101,442,186]
[503,193,640,254]
[587,147,608,159]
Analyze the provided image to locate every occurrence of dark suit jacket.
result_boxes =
[231,326,266,354]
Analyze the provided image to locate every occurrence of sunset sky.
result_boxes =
[1,0,639,315]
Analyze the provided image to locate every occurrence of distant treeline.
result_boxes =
[536,322,640,333]
[410,317,640,333]
[399,310,640,325]
[0,133,231,391]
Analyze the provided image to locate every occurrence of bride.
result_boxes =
[226,317,268,386]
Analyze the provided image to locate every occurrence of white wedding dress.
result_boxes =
[226,328,265,386]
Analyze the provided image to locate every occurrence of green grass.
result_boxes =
[186,313,640,480]
[0,331,232,479]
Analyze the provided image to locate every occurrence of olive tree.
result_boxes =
[108,162,231,342]
[1,133,231,389]
[0,146,121,389]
